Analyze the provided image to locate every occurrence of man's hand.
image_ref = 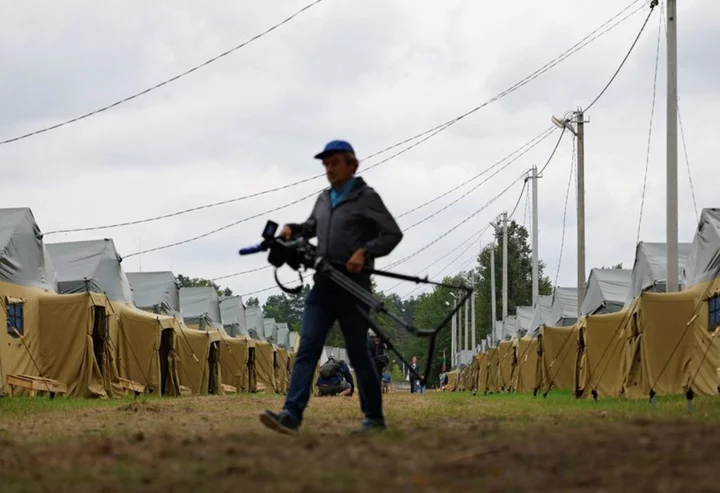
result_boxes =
[346,248,366,274]
[280,225,293,240]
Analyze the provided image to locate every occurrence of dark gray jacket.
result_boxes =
[288,177,403,286]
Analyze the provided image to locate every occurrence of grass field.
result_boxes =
[1,390,719,492]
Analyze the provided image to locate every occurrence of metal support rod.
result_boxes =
[666,0,679,292]
[576,110,586,315]
[502,211,508,325]
[464,296,469,357]
[531,165,540,308]
[451,298,457,367]
[490,241,497,346]
[471,273,477,353]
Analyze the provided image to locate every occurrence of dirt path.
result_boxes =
[1,393,718,492]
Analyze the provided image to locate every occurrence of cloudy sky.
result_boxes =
[1,0,716,304]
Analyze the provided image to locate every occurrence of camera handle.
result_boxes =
[273,267,305,295]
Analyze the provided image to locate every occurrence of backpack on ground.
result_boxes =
[319,357,340,379]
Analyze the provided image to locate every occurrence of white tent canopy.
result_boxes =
[219,295,248,337]
[127,271,180,314]
[46,238,132,302]
[529,295,553,333]
[550,287,578,327]
[276,323,291,348]
[682,208,720,288]
[627,241,692,302]
[263,318,278,343]
[580,268,632,316]
[180,287,222,326]
[515,306,533,335]
[0,208,57,291]
[244,306,265,340]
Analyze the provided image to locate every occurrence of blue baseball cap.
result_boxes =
[314,140,355,160]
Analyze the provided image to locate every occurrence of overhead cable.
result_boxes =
[45,0,645,235]
[0,0,327,147]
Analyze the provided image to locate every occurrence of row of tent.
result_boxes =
[0,207,311,398]
[447,208,720,399]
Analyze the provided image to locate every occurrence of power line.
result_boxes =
[636,11,662,245]
[0,0,327,147]
[508,181,528,221]
[44,1,644,235]
[384,175,524,271]
[678,104,699,223]
[396,127,554,220]
[210,265,270,282]
[584,0,659,112]
[400,128,556,232]
[553,141,576,288]
[539,128,567,175]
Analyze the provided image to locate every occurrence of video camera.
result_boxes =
[238,220,474,384]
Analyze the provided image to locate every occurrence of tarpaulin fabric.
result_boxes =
[580,268,632,316]
[683,208,720,288]
[627,242,692,303]
[551,287,578,327]
[476,352,489,393]
[219,296,248,337]
[623,284,720,398]
[540,325,578,391]
[263,318,278,343]
[127,271,180,314]
[486,348,500,393]
[529,295,554,333]
[514,336,539,393]
[46,239,133,303]
[217,333,250,392]
[275,347,290,393]
[276,324,291,349]
[173,322,214,395]
[254,341,276,393]
[497,340,516,390]
[574,309,629,399]
[0,208,58,291]
[515,306,534,336]
[110,302,180,397]
[179,287,221,326]
[244,306,265,341]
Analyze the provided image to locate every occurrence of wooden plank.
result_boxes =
[221,384,237,394]
[6,374,67,398]
[118,378,145,394]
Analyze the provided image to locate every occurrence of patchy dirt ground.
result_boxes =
[0,392,719,492]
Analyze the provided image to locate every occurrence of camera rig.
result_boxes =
[239,220,473,385]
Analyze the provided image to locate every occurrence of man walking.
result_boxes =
[260,140,403,435]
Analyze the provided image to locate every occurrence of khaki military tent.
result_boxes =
[574,309,629,399]
[172,321,219,395]
[254,340,276,393]
[476,352,489,393]
[622,285,720,398]
[486,347,500,393]
[216,332,250,392]
[127,271,180,314]
[514,336,540,393]
[580,268,632,316]
[275,347,290,394]
[497,339,516,391]
[539,325,578,392]
[219,295,248,337]
[0,210,115,398]
[47,239,181,396]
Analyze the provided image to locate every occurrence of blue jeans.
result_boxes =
[283,285,383,424]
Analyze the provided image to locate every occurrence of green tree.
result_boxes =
[261,285,311,332]
[474,221,552,340]
[246,297,260,307]
[176,274,233,297]
[602,263,624,269]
